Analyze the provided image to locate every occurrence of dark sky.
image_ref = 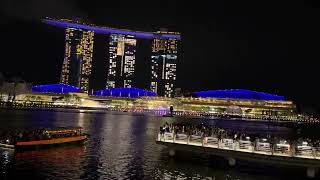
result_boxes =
[0,0,320,114]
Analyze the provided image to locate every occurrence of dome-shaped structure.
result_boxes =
[32,83,80,93]
[193,89,285,101]
[92,88,157,98]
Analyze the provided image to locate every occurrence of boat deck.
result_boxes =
[156,133,320,168]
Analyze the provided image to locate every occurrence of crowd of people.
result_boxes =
[160,122,256,141]
[159,122,320,152]
[0,128,82,145]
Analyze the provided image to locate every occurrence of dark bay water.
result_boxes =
[0,109,314,179]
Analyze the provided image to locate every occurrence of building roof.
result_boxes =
[45,127,83,134]
[32,83,80,93]
[92,88,157,98]
[193,89,285,101]
[43,18,181,40]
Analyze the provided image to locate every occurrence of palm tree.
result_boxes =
[63,94,72,105]
[36,96,42,101]
[28,95,36,101]
[72,94,81,104]
[25,95,31,102]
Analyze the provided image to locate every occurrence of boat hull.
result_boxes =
[15,135,87,150]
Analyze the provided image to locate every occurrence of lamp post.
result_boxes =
[267,109,272,139]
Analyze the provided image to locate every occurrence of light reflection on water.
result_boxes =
[0,109,311,179]
[1,149,13,178]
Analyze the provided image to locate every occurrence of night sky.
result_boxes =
[0,1,319,114]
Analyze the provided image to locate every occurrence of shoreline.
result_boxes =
[0,106,317,126]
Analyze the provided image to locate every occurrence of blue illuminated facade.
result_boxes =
[93,88,157,98]
[194,89,285,101]
[32,84,80,93]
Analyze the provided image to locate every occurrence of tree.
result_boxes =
[36,96,43,101]
[29,96,36,101]
[72,94,81,103]
[64,94,72,104]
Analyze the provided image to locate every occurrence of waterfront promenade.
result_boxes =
[0,100,318,123]
[157,132,320,178]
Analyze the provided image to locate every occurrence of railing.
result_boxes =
[157,132,320,159]
[170,111,319,123]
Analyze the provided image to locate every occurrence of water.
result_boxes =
[0,109,314,179]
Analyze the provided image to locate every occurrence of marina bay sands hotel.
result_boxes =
[43,18,181,97]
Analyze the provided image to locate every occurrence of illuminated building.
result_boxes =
[150,31,180,98]
[0,81,32,101]
[32,84,80,93]
[93,89,296,118]
[60,28,94,93]
[194,89,285,101]
[43,18,181,94]
[43,18,181,40]
[93,87,156,98]
[179,89,296,116]
[107,34,137,88]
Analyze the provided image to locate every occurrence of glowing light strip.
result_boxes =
[92,87,157,97]
[16,136,87,146]
[32,83,80,93]
[43,19,181,40]
[194,89,285,101]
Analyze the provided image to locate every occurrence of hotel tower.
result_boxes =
[44,18,180,97]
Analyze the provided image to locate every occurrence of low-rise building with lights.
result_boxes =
[176,89,296,117]
[2,84,302,120]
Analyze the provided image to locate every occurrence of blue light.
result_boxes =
[43,19,181,40]
[194,89,285,101]
[32,84,80,93]
[92,88,157,98]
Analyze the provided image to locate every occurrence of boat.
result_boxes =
[0,127,87,150]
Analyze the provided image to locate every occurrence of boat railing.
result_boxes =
[157,132,320,159]
[221,138,235,150]
[189,135,202,142]
[205,137,219,146]
[175,133,188,141]
[274,143,290,156]
[239,140,252,151]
